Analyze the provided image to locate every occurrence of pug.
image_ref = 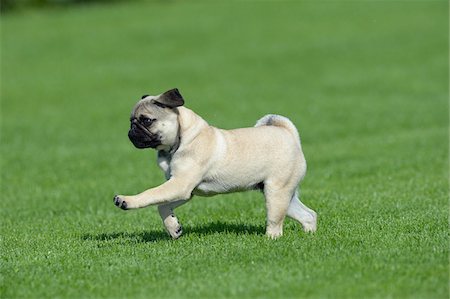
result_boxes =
[114,88,317,239]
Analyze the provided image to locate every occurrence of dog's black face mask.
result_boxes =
[128,117,161,149]
[128,89,185,150]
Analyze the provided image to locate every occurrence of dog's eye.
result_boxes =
[141,117,155,126]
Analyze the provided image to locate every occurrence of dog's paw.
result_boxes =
[302,210,317,233]
[165,225,182,239]
[113,195,129,210]
[171,225,183,239]
[266,231,283,240]
[303,223,317,233]
[163,215,183,239]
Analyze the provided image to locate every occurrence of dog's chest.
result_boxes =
[157,151,172,179]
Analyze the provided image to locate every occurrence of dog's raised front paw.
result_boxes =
[113,195,128,210]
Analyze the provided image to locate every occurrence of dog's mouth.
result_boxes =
[128,120,161,149]
[128,135,161,149]
[128,131,161,149]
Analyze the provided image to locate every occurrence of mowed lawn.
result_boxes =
[1,1,448,298]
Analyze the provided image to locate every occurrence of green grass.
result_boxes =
[1,1,448,298]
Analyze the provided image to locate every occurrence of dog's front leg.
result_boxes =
[158,200,187,239]
[113,177,196,210]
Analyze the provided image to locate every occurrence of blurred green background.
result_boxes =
[0,0,120,12]
[1,1,448,298]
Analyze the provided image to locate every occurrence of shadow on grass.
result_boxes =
[82,230,169,243]
[82,221,265,243]
[186,221,264,236]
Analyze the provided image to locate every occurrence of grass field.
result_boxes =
[1,1,448,298]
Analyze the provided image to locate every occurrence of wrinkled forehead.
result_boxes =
[130,97,165,118]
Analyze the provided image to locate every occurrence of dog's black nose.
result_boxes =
[141,94,149,99]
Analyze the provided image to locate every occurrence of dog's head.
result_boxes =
[128,88,184,150]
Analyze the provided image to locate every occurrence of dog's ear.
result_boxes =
[154,88,185,108]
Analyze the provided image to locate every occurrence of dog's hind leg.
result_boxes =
[264,184,294,239]
[158,200,187,239]
[287,190,317,232]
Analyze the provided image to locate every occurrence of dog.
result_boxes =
[114,88,317,239]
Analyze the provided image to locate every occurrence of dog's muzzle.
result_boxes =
[128,119,161,149]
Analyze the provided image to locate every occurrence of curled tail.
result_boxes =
[255,114,301,146]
